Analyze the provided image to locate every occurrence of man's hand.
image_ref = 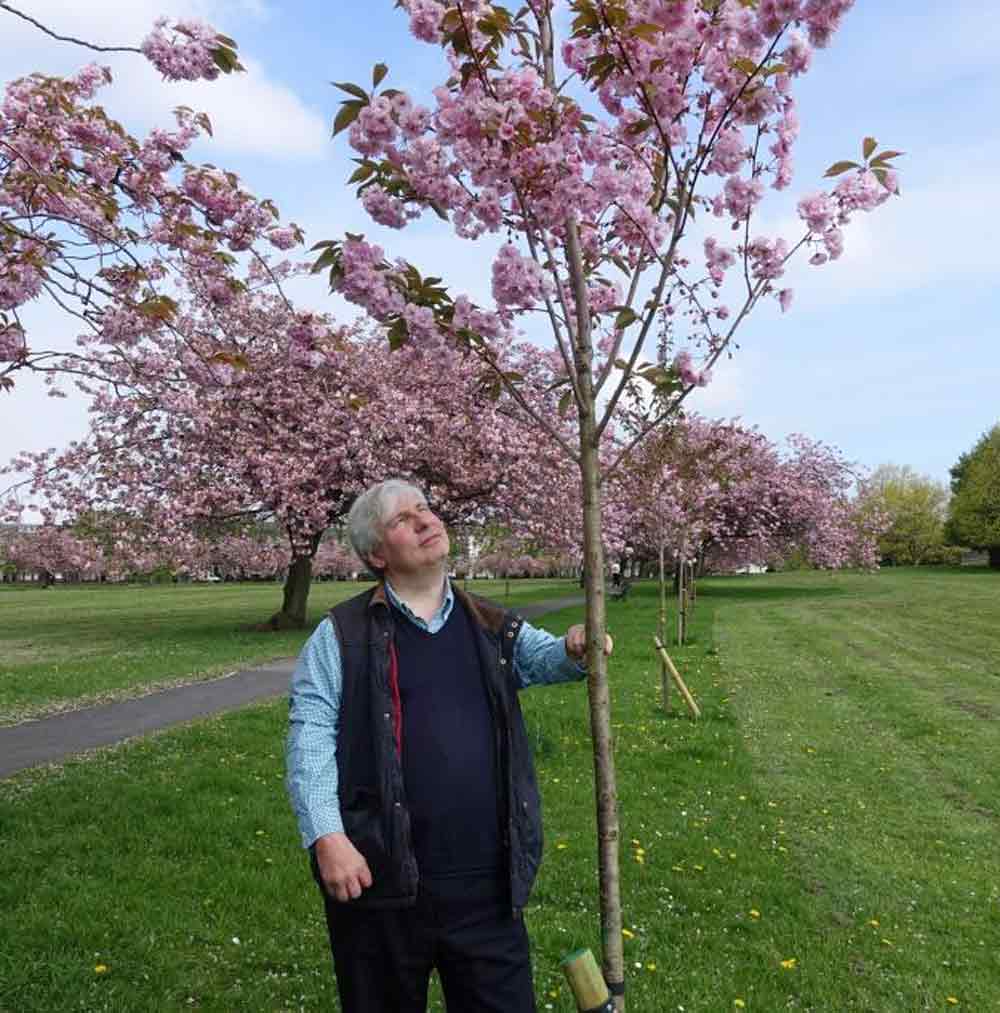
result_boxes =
[564,624,614,663]
[314,832,373,902]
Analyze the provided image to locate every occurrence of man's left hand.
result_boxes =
[564,624,614,662]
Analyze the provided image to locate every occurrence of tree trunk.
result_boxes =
[989,546,1000,569]
[578,432,624,1007]
[659,545,670,712]
[564,205,624,1006]
[264,554,314,630]
[261,534,320,628]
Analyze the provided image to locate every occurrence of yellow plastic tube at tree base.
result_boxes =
[561,948,616,1012]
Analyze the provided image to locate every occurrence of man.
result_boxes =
[285,478,611,1012]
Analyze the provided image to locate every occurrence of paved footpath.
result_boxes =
[0,594,584,779]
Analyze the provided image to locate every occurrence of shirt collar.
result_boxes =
[384,576,454,631]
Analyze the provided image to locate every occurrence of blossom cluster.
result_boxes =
[491,243,550,312]
[140,18,226,82]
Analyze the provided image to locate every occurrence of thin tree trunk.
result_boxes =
[659,544,670,712]
[567,209,625,1006]
[579,434,624,1007]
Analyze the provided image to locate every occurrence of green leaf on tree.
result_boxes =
[332,81,369,101]
[387,317,409,350]
[615,307,639,330]
[863,136,878,159]
[731,57,758,76]
[630,22,663,39]
[823,160,861,178]
[333,101,364,137]
[348,161,377,184]
[372,63,389,88]
[136,295,178,322]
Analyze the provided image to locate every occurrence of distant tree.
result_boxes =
[858,464,948,565]
[946,424,1000,567]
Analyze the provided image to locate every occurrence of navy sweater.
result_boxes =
[392,598,503,878]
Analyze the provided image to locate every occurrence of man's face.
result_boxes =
[369,491,450,578]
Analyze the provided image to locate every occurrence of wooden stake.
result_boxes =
[562,948,614,1011]
[658,545,669,711]
[676,555,685,646]
[653,637,701,719]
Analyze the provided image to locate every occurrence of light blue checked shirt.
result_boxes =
[285,580,585,849]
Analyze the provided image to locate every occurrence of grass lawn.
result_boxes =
[0,578,581,724]
[1,568,998,1010]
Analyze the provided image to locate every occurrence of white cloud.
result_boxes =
[684,360,747,419]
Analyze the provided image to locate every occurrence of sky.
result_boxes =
[2,0,997,508]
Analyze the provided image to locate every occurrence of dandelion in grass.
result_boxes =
[945,998,959,1006]
[645,962,656,972]
[749,909,761,920]
[734,1001,746,1009]
[622,928,635,940]
[780,958,797,970]
[94,964,108,974]
[556,842,568,850]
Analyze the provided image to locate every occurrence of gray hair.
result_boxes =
[346,478,426,574]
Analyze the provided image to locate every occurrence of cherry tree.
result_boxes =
[696,432,880,571]
[315,1,901,996]
[3,523,104,584]
[4,286,578,626]
[610,416,880,644]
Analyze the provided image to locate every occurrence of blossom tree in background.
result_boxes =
[4,285,578,627]
[613,416,881,581]
[0,4,302,391]
[3,523,104,585]
[315,1,901,995]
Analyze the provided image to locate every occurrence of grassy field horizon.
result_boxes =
[2,568,998,1010]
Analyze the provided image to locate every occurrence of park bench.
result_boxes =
[608,578,631,601]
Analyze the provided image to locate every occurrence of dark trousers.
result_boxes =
[318,874,536,1013]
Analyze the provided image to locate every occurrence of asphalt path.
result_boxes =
[0,593,584,779]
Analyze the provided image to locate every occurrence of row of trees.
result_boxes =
[19,417,998,590]
[0,524,362,586]
[5,407,885,591]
